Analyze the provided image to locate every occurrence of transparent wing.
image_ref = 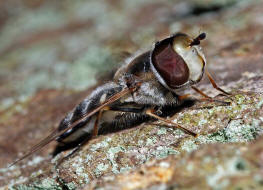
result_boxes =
[9,87,132,167]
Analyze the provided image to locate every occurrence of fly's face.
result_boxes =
[150,33,206,91]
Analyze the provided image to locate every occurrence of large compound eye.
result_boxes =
[151,38,189,88]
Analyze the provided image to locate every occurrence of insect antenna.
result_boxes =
[9,87,134,167]
[190,32,206,46]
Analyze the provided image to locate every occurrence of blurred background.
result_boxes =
[0,0,256,102]
[1,0,263,187]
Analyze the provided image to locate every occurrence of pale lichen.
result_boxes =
[107,146,126,174]
[206,157,250,188]
[13,178,62,190]
[157,127,167,135]
[94,163,109,177]
[181,139,198,152]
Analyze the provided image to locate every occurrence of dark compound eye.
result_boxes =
[151,38,189,88]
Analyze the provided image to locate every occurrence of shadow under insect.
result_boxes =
[52,99,196,157]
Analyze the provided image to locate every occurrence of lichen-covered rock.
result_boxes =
[1,0,263,189]
[86,135,263,190]
[54,77,263,188]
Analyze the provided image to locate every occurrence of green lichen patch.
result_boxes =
[63,182,76,190]
[53,90,263,187]
[12,178,62,190]
[5,70,263,189]
[91,136,263,189]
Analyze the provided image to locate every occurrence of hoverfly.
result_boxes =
[10,32,230,166]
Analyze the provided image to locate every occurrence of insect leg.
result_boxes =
[92,113,100,138]
[178,94,191,101]
[191,86,230,105]
[92,106,110,138]
[145,108,197,137]
[59,107,111,160]
[55,109,110,159]
[191,86,210,98]
[205,70,231,95]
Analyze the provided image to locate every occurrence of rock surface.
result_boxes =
[0,0,263,189]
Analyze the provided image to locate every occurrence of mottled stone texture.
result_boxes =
[86,135,263,190]
[0,0,263,189]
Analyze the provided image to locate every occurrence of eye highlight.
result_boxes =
[151,38,189,88]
